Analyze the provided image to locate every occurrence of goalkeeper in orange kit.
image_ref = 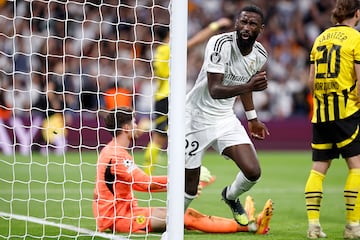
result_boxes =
[93,107,273,234]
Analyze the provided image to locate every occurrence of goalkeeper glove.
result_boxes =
[197,166,216,196]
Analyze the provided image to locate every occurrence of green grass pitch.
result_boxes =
[0,150,348,239]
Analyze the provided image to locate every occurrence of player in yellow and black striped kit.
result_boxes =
[143,25,170,175]
[304,0,360,238]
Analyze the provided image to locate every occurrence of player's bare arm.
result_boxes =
[355,63,360,101]
[307,64,315,94]
[187,17,232,50]
[239,92,269,140]
[207,71,267,99]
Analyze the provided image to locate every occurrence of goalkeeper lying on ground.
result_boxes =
[93,107,273,234]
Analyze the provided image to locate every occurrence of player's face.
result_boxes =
[235,11,264,48]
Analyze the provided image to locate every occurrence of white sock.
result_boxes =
[161,231,168,240]
[184,192,197,211]
[53,135,67,155]
[226,171,257,200]
[0,119,13,155]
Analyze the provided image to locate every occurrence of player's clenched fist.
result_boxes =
[248,71,267,91]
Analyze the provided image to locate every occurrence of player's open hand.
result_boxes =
[248,119,270,140]
[248,71,267,91]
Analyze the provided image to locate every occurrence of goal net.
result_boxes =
[0,0,186,239]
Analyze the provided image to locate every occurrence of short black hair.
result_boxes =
[237,5,265,24]
[105,107,133,137]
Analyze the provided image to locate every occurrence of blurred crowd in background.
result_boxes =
[0,0,341,127]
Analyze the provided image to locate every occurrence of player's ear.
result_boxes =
[258,23,265,35]
[122,122,131,132]
[356,9,360,19]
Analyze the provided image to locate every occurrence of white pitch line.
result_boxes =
[0,211,128,240]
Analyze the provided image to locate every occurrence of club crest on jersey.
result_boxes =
[210,52,221,64]
[136,215,146,224]
[123,159,136,173]
[248,61,256,73]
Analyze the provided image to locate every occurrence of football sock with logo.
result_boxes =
[305,169,324,225]
[344,168,360,225]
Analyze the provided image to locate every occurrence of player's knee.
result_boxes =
[245,168,261,182]
[247,173,261,182]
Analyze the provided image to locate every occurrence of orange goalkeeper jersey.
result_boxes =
[93,139,167,232]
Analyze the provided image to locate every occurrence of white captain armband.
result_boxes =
[245,110,257,120]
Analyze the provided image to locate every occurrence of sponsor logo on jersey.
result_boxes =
[223,74,249,85]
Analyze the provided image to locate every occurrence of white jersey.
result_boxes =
[185,31,267,123]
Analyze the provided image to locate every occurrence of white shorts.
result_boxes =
[185,115,253,169]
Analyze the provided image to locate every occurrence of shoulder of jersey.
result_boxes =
[211,32,234,52]
[254,41,268,59]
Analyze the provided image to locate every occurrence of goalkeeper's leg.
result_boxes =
[255,199,273,234]
[184,208,249,233]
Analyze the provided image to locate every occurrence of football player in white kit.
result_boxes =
[184,5,270,228]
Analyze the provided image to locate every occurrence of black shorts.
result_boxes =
[312,111,360,161]
[153,97,168,134]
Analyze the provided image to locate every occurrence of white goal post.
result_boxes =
[0,0,186,239]
[167,0,187,239]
